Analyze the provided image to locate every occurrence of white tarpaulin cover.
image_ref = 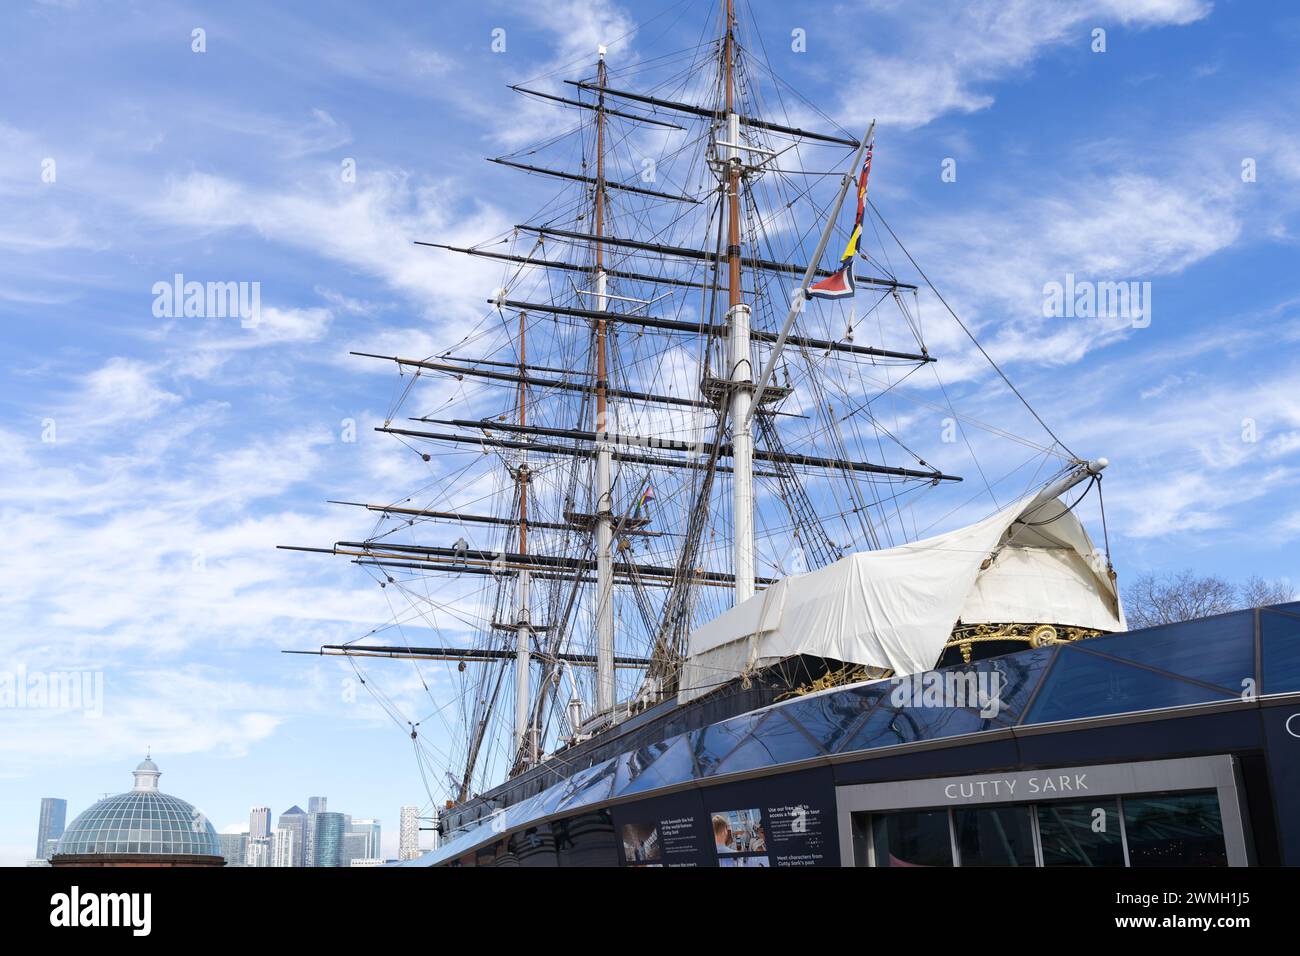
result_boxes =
[679,492,1124,703]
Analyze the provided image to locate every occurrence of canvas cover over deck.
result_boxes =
[678,493,1125,703]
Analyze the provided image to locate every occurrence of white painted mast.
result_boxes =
[723,0,754,604]
[506,310,527,764]
[593,47,617,714]
[513,568,531,759]
[513,309,533,764]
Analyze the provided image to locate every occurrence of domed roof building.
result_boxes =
[51,755,224,867]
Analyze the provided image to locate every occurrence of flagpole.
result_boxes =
[746,120,875,422]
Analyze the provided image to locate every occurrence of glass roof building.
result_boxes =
[52,755,224,867]
[409,603,1300,868]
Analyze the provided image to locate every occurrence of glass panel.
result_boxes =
[616,738,686,796]
[707,712,823,777]
[837,696,992,754]
[554,810,617,867]
[552,759,618,813]
[954,805,1035,866]
[1025,645,1234,724]
[1261,609,1300,695]
[870,810,954,867]
[616,734,697,796]
[475,839,507,867]
[779,683,888,753]
[850,813,872,867]
[1123,791,1227,866]
[691,711,766,777]
[979,650,1055,725]
[1036,799,1125,867]
[1075,612,1253,691]
[507,825,557,867]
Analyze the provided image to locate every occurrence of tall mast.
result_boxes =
[723,0,755,603]
[593,47,617,714]
[513,310,533,764]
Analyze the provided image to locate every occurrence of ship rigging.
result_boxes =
[282,0,1115,815]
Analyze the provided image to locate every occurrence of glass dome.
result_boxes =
[56,756,222,858]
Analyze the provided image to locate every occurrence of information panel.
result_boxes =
[610,767,839,867]
[611,790,712,867]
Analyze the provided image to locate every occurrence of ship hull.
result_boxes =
[415,602,1300,867]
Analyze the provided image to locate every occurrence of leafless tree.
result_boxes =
[1239,575,1297,609]
[1124,570,1296,629]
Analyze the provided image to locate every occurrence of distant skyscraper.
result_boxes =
[277,805,307,867]
[399,806,421,861]
[341,831,368,867]
[218,832,248,867]
[305,798,327,865]
[313,812,347,867]
[349,819,382,859]
[249,806,271,840]
[272,826,296,867]
[245,836,273,867]
[36,798,67,860]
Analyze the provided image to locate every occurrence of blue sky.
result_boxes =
[2,0,1298,865]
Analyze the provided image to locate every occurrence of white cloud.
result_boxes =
[844,0,1213,128]
[150,167,508,325]
[78,357,184,430]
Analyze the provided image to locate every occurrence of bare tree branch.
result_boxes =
[1239,575,1297,609]
[1123,570,1296,629]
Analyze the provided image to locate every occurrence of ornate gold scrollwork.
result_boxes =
[775,662,891,702]
[945,622,1104,663]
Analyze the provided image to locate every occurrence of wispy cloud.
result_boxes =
[841,0,1213,128]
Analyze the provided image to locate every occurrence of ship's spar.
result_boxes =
[279,0,1105,811]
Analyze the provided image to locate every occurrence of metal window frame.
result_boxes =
[836,754,1251,867]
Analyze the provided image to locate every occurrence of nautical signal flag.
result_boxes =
[632,484,655,518]
[807,143,873,301]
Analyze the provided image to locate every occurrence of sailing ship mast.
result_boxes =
[722,0,755,605]
[279,0,1083,806]
[592,46,615,717]
[512,308,533,767]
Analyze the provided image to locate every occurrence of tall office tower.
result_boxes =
[249,806,271,841]
[272,826,296,867]
[36,798,67,860]
[349,819,382,859]
[399,805,421,861]
[305,815,319,866]
[304,797,326,865]
[341,831,368,867]
[276,805,307,867]
[429,806,440,851]
[245,836,273,867]
[313,812,347,867]
[218,832,249,867]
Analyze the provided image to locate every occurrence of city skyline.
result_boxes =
[27,781,425,866]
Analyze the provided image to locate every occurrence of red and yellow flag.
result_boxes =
[807,143,873,301]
